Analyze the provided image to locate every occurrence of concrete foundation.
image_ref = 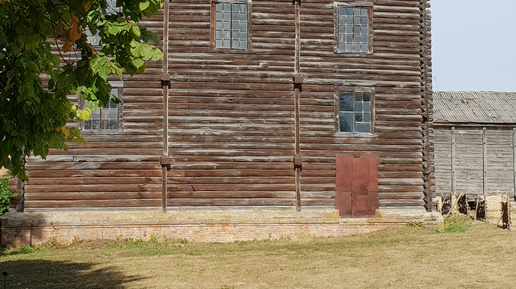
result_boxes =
[0,208,443,248]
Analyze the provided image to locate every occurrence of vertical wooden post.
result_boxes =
[451,127,456,195]
[482,127,487,196]
[512,128,516,201]
[161,0,170,213]
[293,0,302,211]
[294,87,301,212]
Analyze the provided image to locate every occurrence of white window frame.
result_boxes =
[211,0,251,51]
[334,2,373,54]
[81,81,123,134]
[335,87,375,135]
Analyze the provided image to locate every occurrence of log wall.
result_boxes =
[298,0,428,208]
[22,13,166,210]
[167,0,296,207]
[21,0,433,211]
[166,0,431,209]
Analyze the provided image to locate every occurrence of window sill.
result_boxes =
[212,48,251,54]
[334,50,373,56]
[81,130,123,135]
[334,132,376,138]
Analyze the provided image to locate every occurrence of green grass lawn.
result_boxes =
[1,216,515,288]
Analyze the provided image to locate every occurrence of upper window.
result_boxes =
[338,89,373,134]
[212,1,249,50]
[86,0,120,46]
[82,86,122,132]
[335,4,372,53]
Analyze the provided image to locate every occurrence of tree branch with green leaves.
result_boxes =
[0,0,163,180]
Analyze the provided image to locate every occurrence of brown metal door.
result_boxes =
[335,154,379,218]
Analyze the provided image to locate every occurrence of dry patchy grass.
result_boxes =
[1,217,516,288]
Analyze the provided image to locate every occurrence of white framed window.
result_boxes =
[211,1,250,50]
[86,0,121,46]
[82,83,122,133]
[335,3,372,54]
[337,88,374,134]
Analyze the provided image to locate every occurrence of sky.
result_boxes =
[431,0,516,92]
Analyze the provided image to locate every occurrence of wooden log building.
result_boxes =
[434,91,516,200]
[7,0,435,243]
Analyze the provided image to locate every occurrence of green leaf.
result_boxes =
[141,29,161,45]
[130,25,141,39]
[132,58,144,69]
[139,2,150,11]
[24,61,40,72]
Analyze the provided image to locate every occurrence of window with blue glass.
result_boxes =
[213,1,249,50]
[338,90,372,134]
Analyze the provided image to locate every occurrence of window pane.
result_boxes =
[340,112,354,132]
[363,92,370,101]
[340,93,354,111]
[364,102,370,112]
[355,113,363,122]
[92,119,100,130]
[101,109,109,119]
[109,119,117,130]
[355,92,362,101]
[356,123,370,133]
[364,112,371,122]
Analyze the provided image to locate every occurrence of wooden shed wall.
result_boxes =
[434,127,516,197]
[486,130,513,193]
[434,128,451,196]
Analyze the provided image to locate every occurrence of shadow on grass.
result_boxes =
[0,260,145,288]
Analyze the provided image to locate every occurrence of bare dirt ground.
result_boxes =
[0,217,515,289]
